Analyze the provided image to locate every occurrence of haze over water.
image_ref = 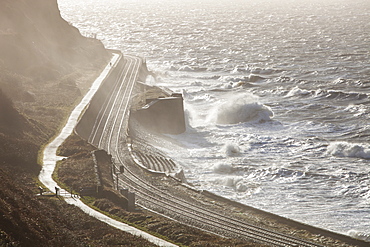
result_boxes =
[58,0,370,240]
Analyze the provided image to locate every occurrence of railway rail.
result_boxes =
[114,150,323,247]
[88,55,325,246]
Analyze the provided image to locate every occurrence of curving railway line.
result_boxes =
[86,55,325,246]
[116,159,323,247]
[88,55,140,150]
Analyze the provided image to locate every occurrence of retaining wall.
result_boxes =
[131,95,186,135]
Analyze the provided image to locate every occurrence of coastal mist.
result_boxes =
[58,0,370,241]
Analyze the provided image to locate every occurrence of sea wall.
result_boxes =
[131,94,186,135]
[76,54,186,140]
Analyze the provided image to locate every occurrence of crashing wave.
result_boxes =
[215,95,274,124]
[222,142,241,157]
[327,142,370,159]
[213,163,233,174]
[286,86,311,97]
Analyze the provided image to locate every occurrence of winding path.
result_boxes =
[39,50,361,246]
[38,53,178,247]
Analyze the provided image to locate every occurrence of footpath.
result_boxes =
[38,52,178,247]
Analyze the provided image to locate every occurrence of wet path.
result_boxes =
[38,52,178,247]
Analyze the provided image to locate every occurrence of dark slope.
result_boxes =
[0,1,154,246]
[0,0,107,77]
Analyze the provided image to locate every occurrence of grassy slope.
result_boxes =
[0,0,155,246]
[0,1,356,246]
[57,134,265,247]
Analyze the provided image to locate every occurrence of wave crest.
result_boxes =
[222,142,241,157]
[215,96,274,124]
[327,142,370,159]
[286,86,311,97]
[213,163,233,174]
[215,176,253,192]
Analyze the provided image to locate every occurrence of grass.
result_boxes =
[1,2,350,245]
[1,47,155,246]
[1,60,263,246]
[0,1,162,245]
[80,196,179,245]
[56,133,265,247]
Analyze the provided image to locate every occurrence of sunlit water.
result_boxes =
[58,0,370,240]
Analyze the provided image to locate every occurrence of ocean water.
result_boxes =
[58,0,370,240]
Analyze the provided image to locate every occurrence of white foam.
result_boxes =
[59,0,370,239]
[215,95,274,124]
[214,176,254,193]
[213,163,233,174]
[347,229,370,242]
[178,65,194,72]
[286,86,310,97]
[224,82,233,89]
[235,182,249,192]
[222,142,241,157]
[327,142,370,159]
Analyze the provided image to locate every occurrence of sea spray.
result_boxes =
[215,94,274,124]
[214,175,256,193]
[213,163,233,174]
[286,86,311,97]
[58,0,370,237]
[222,142,241,157]
[327,142,370,159]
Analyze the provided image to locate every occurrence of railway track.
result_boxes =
[114,151,323,247]
[88,55,324,247]
[88,55,140,150]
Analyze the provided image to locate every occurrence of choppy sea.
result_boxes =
[58,0,370,241]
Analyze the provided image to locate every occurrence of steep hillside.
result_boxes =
[0,0,137,246]
[0,89,25,133]
[0,0,107,78]
[0,0,109,105]
[0,0,109,173]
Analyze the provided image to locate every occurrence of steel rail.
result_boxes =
[115,164,322,247]
[108,58,140,155]
[93,55,323,247]
[88,58,128,145]
[112,134,321,245]
[110,56,141,152]
[118,175,318,247]
[100,57,135,152]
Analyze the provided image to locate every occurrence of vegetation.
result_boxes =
[57,134,265,247]
[1,0,360,246]
[0,0,154,246]
[1,0,254,245]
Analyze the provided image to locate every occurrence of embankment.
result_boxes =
[75,52,125,140]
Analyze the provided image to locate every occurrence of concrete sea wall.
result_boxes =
[75,53,186,141]
[131,94,186,135]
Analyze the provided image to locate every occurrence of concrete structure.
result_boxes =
[127,192,136,212]
[120,188,135,212]
[131,94,186,135]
